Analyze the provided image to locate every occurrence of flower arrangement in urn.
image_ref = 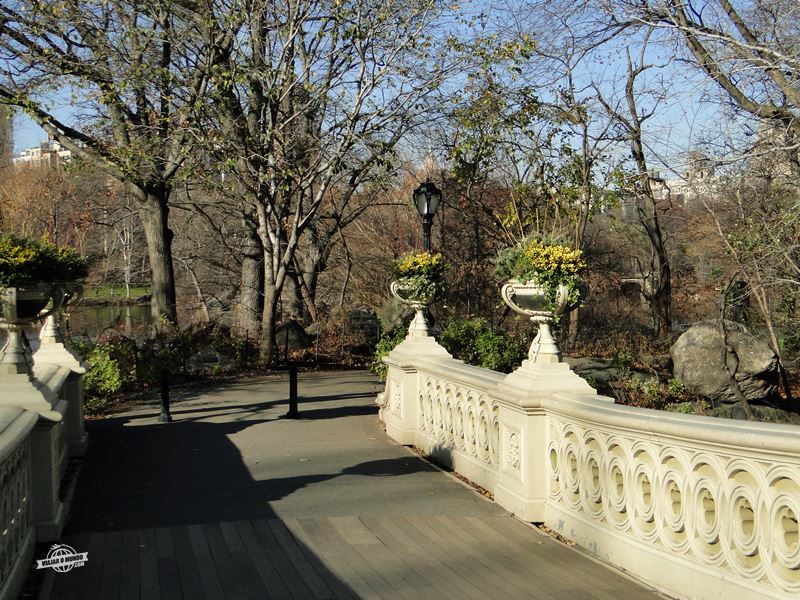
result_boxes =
[495,237,587,363]
[391,251,448,304]
[0,234,88,321]
[494,238,586,315]
[0,234,88,287]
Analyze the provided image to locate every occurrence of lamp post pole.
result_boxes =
[412,180,442,252]
[422,215,433,251]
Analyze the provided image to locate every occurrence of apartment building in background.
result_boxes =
[13,136,72,168]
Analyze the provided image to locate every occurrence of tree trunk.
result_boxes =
[236,211,264,339]
[259,283,279,364]
[133,184,177,329]
[283,269,305,321]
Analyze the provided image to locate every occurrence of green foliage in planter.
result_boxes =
[392,251,448,301]
[369,324,408,380]
[440,316,526,373]
[494,237,586,310]
[0,234,88,287]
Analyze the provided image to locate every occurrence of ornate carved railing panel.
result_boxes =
[545,401,800,598]
[0,408,37,600]
[417,373,501,472]
[0,440,33,589]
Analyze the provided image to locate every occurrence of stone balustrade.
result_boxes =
[0,318,88,600]
[0,407,37,600]
[379,335,800,599]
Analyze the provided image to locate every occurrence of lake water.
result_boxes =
[66,303,153,339]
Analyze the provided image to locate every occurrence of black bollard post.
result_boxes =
[285,365,300,418]
[159,369,172,423]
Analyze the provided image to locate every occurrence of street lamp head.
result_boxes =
[413,180,442,218]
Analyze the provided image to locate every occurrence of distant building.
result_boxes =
[13,136,72,168]
[615,153,722,221]
[658,151,719,207]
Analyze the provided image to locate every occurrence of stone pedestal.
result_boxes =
[30,401,68,542]
[35,316,88,456]
[493,360,598,521]
[378,335,451,445]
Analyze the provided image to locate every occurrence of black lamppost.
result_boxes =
[413,180,442,251]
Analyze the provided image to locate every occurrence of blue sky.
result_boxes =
[12,1,727,177]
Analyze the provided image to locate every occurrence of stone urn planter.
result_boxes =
[390,252,447,338]
[495,239,587,363]
[39,283,82,346]
[0,235,87,375]
[390,279,437,336]
[0,284,66,374]
[501,279,578,363]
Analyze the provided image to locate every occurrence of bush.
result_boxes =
[77,335,137,400]
[369,325,408,380]
[84,345,125,397]
[440,317,526,373]
[136,334,184,385]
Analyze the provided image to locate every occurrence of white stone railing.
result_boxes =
[0,317,89,599]
[379,335,800,600]
[0,407,37,600]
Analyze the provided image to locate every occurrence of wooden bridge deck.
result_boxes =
[39,371,664,600]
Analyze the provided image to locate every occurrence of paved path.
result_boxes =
[41,370,664,599]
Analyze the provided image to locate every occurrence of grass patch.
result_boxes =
[88,285,149,299]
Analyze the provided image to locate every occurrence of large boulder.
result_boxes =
[671,320,779,404]
[345,307,381,347]
[187,348,236,375]
[565,357,623,386]
[275,319,311,350]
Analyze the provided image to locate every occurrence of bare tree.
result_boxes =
[594,32,673,336]
[607,1,800,167]
[197,0,468,362]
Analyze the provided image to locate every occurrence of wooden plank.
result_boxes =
[187,524,226,600]
[171,526,207,600]
[324,517,414,600]
[53,532,91,600]
[203,522,249,600]
[359,517,462,600]
[235,520,294,600]
[419,517,539,599]
[292,517,371,600]
[220,521,246,554]
[100,529,123,600]
[156,527,175,558]
[251,518,315,599]
[284,518,359,600]
[156,527,183,600]
[139,528,161,600]
[357,518,450,599]
[119,529,142,600]
[329,516,377,545]
[391,516,488,600]
[463,517,584,598]
[467,517,625,600]
[378,517,485,600]
[81,531,107,600]
[219,521,269,600]
[294,517,382,600]
[406,516,530,598]
[267,519,335,599]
